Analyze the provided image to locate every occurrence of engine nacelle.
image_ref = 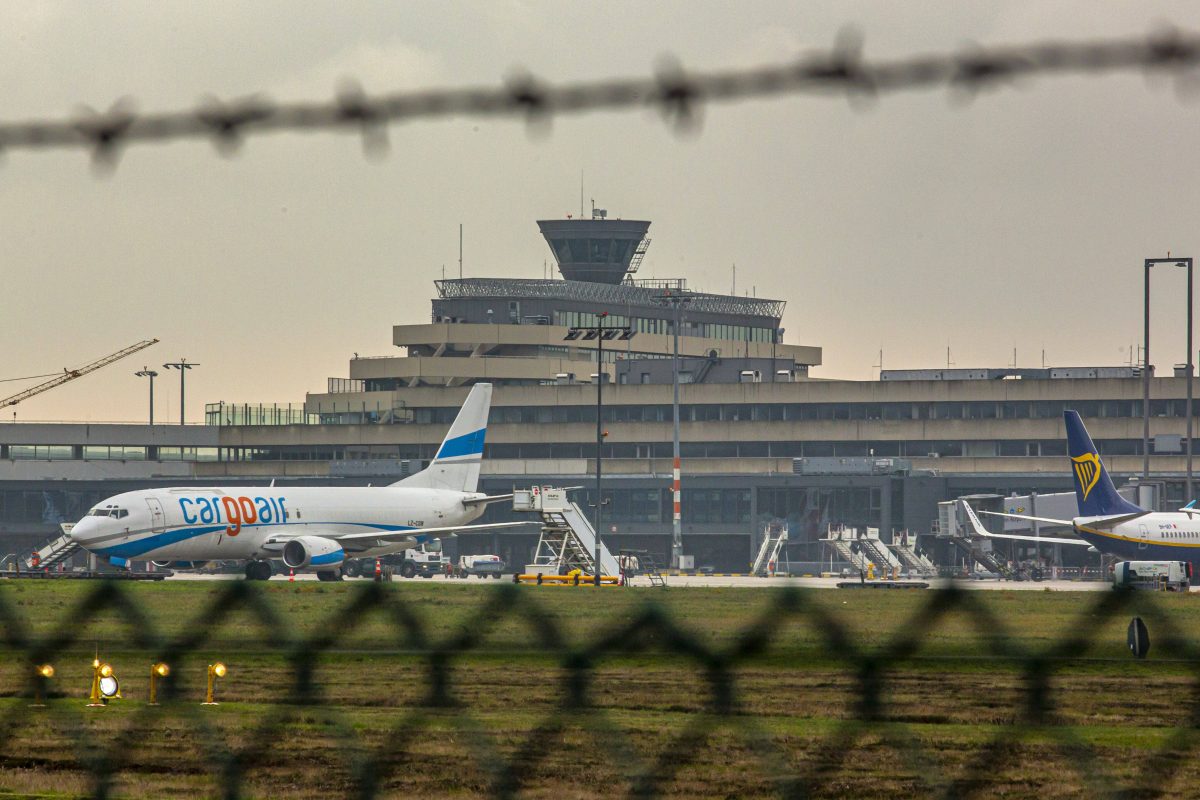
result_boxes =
[282,536,345,570]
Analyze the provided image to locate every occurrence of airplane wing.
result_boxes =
[962,501,1088,546]
[967,530,1093,546]
[978,511,1074,526]
[334,520,537,542]
[461,494,514,507]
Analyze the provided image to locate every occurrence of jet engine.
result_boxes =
[282,536,345,570]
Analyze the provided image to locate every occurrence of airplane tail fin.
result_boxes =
[1064,410,1143,516]
[391,384,492,492]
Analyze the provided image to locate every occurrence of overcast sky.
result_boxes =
[5,1,1200,422]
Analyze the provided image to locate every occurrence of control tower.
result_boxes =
[537,213,651,285]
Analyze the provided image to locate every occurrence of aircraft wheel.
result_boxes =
[343,560,362,578]
[317,570,343,582]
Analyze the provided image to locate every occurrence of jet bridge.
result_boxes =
[514,487,620,577]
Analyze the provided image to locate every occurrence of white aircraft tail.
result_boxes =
[392,383,492,492]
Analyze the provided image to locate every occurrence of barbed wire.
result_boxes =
[3,29,1200,166]
[0,580,1198,798]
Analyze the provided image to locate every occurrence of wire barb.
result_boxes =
[0,30,1197,170]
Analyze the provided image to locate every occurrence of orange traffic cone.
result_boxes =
[374,559,382,582]
[288,568,295,583]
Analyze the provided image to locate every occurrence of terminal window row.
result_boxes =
[392,399,1186,426]
[553,310,776,343]
[0,437,1170,464]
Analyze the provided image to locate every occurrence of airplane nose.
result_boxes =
[71,518,96,543]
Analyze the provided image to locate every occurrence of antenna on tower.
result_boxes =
[458,224,463,280]
[731,264,736,295]
[580,170,584,219]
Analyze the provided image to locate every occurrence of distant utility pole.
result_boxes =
[162,359,198,425]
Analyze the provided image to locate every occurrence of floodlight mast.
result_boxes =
[162,359,198,425]
[564,316,636,584]
[657,291,691,570]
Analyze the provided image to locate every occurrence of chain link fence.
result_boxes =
[0,581,1197,798]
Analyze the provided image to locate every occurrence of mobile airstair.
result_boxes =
[24,524,81,571]
[855,527,904,574]
[515,487,621,578]
[752,520,789,576]
[889,530,938,576]
[823,525,873,573]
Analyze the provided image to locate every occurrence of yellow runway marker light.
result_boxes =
[203,662,227,705]
[149,662,170,706]
[87,660,120,707]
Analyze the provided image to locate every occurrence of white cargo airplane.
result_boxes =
[69,383,528,580]
[962,410,1200,566]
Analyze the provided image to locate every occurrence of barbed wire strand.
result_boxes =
[1,29,1200,167]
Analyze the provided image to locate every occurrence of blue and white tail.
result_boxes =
[1064,410,1143,516]
[392,383,492,492]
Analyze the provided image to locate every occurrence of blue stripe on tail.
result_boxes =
[1064,410,1143,516]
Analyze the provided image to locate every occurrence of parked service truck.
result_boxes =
[343,542,447,579]
[1112,561,1191,592]
[454,554,506,579]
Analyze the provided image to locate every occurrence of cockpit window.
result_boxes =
[89,506,128,518]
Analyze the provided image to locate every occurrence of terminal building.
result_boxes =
[1,212,1197,572]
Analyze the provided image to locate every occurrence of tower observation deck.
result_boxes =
[537,216,651,285]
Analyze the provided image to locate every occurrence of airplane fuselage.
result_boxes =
[70,486,487,563]
[1073,512,1200,562]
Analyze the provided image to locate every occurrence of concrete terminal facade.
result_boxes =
[2,214,1196,571]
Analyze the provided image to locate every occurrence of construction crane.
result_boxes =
[0,339,160,409]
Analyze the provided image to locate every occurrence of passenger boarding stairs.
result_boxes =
[824,526,872,573]
[752,521,789,576]
[889,531,938,576]
[515,487,620,577]
[25,524,81,570]
[856,527,904,574]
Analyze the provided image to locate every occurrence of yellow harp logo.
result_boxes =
[1072,452,1101,501]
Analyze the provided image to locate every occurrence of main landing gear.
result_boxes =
[245,560,273,581]
[316,570,343,582]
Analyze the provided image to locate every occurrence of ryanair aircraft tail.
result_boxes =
[392,383,492,492]
[1064,410,1143,517]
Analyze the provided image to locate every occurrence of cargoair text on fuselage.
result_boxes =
[964,410,1200,563]
[69,384,525,580]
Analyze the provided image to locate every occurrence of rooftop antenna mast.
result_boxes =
[580,170,584,218]
[731,264,736,295]
[458,224,463,280]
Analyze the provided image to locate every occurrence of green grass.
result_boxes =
[0,581,1197,798]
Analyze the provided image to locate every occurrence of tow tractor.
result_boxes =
[342,542,446,579]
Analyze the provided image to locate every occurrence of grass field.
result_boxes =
[0,580,1197,798]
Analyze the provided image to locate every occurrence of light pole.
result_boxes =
[565,316,635,584]
[1142,257,1193,499]
[656,291,691,569]
[162,359,198,425]
[135,368,158,425]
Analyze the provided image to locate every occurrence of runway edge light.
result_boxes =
[203,662,227,705]
[32,664,54,707]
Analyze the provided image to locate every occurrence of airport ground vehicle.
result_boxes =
[454,554,505,579]
[1112,561,1191,591]
[343,544,446,579]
